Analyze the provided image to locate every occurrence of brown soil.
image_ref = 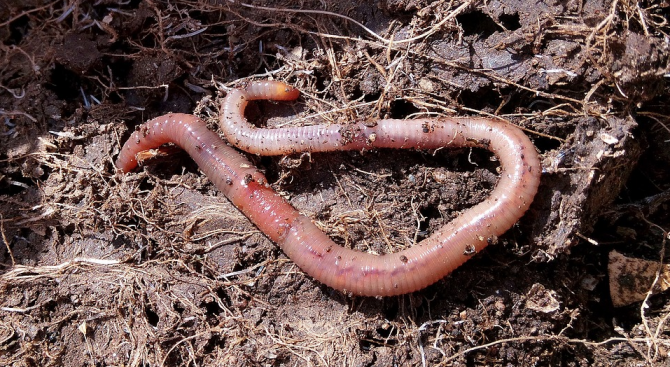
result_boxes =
[1,1,669,366]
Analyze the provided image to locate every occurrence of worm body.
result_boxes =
[116,81,541,297]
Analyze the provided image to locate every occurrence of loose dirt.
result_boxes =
[1,1,669,366]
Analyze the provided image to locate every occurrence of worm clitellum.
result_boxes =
[116,81,541,297]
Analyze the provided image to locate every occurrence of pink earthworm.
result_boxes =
[116,80,541,297]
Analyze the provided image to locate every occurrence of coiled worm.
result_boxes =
[116,80,541,296]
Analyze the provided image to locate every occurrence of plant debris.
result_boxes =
[1,1,669,365]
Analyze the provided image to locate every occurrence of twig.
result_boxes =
[0,215,14,266]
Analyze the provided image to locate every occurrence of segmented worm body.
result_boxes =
[116,81,541,297]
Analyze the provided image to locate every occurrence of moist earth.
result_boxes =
[0,1,669,366]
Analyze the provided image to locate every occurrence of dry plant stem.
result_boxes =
[116,81,541,297]
[0,215,15,266]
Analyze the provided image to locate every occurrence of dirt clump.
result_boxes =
[1,1,669,366]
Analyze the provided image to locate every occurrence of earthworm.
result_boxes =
[116,81,541,297]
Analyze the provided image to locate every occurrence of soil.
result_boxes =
[1,1,669,366]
